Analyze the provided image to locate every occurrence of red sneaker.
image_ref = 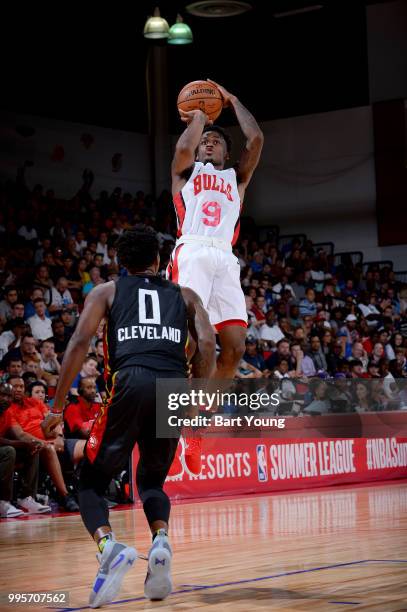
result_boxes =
[184,435,202,476]
[167,441,183,477]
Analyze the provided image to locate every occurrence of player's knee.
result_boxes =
[221,340,245,366]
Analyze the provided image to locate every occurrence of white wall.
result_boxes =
[0,111,151,197]
[227,106,406,268]
[229,107,377,246]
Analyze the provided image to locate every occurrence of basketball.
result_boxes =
[177,80,223,121]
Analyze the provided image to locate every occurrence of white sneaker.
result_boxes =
[144,529,173,601]
[89,539,137,608]
[17,496,51,514]
[0,500,25,518]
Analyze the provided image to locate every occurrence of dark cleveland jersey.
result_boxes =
[104,275,188,377]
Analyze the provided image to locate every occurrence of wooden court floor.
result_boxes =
[0,481,406,611]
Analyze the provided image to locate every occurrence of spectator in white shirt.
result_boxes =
[272,274,296,301]
[96,232,109,258]
[75,230,88,255]
[39,338,61,377]
[27,298,53,341]
[44,277,76,315]
[17,224,38,243]
[260,310,285,348]
[0,318,26,361]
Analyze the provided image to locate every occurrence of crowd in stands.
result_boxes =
[0,171,406,516]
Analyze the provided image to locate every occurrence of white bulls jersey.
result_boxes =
[173,162,242,246]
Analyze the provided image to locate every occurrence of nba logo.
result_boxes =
[256,445,268,482]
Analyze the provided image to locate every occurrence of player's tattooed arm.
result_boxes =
[207,79,263,188]
[181,287,216,378]
[172,110,209,193]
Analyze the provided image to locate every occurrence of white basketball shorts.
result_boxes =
[167,241,247,330]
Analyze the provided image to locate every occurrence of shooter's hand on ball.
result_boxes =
[179,108,212,126]
[206,79,236,107]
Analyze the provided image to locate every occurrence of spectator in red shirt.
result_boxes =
[64,377,100,439]
[7,376,79,511]
[251,295,267,322]
[0,382,49,516]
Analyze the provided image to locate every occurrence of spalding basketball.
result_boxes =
[177,80,223,121]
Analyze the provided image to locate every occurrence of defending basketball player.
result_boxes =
[42,228,216,607]
[169,79,263,377]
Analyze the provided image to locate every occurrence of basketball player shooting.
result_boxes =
[169,79,264,379]
[42,228,216,607]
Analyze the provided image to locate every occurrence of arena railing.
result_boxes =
[395,270,407,284]
[277,233,307,252]
[333,251,363,267]
[362,260,394,274]
[313,242,335,256]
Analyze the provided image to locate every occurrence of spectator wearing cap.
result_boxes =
[340,314,359,356]
[243,339,269,375]
[299,288,317,318]
[27,298,53,341]
[260,310,285,349]
[312,312,330,337]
